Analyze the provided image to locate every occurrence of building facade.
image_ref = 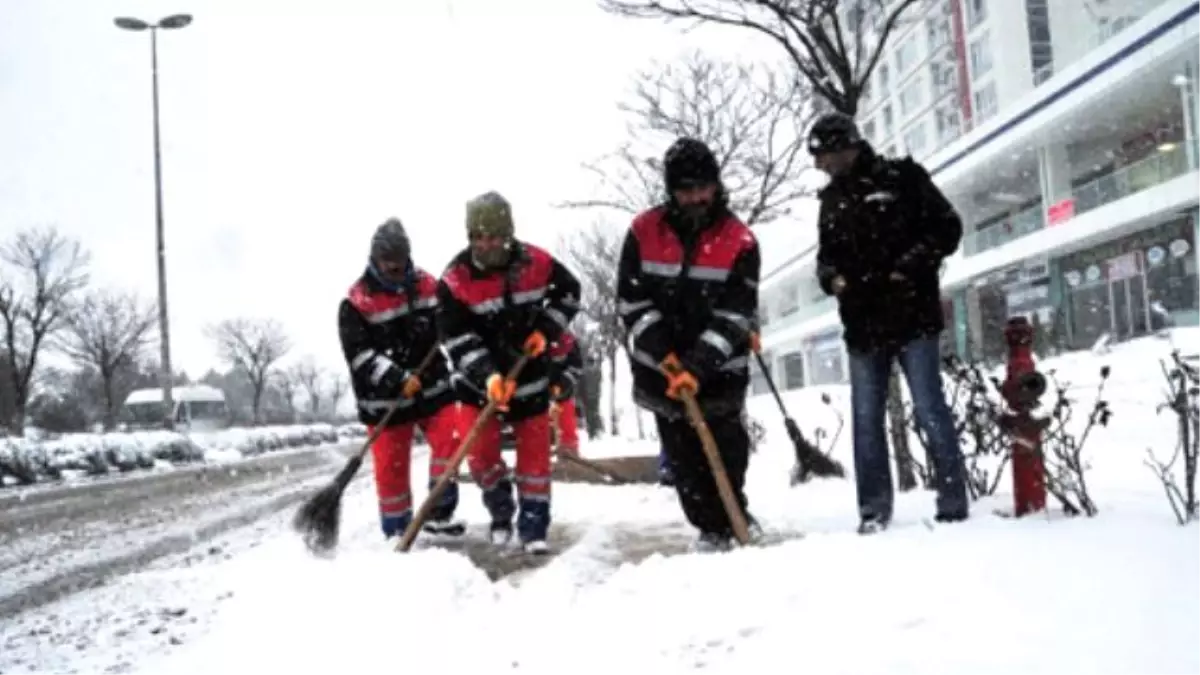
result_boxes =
[758,0,1200,387]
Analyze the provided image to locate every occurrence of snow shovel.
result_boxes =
[293,346,441,555]
[751,348,846,481]
[663,363,751,546]
[395,353,532,553]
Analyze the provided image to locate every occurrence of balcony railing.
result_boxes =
[1071,141,1194,215]
[962,141,1197,257]
[962,203,1044,256]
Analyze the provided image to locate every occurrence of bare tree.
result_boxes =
[600,0,923,117]
[326,373,348,421]
[56,288,157,430]
[206,318,291,425]
[289,356,325,419]
[274,370,299,423]
[0,228,90,435]
[561,50,816,225]
[559,221,626,436]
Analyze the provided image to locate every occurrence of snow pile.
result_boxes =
[0,422,367,487]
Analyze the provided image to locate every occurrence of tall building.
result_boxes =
[756,0,1199,392]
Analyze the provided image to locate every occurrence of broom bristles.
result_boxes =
[293,480,346,556]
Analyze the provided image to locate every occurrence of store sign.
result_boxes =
[1047,198,1076,226]
[1106,251,1141,281]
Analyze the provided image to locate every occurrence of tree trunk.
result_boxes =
[102,369,117,432]
[607,350,620,437]
[11,401,26,437]
[252,378,265,426]
[888,365,918,492]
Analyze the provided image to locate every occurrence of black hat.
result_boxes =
[807,112,862,155]
[663,137,720,192]
[370,217,410,263]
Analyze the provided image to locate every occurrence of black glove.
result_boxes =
[376,359,412,399]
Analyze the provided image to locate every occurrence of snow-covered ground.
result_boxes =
[2,333,1197,674]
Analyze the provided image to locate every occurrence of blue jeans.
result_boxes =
[848,336,968,521]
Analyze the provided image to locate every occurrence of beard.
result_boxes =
[676,201,715,230]
[471,243,511,270]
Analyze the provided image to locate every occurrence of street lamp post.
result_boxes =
[114,13,192,431]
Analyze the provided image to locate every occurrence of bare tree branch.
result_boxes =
[0,227,90,435]
[558,220,626,435]
[326,374,348,420]
[289,356,325,418]
[56,288,156,431]
[558,49,818,226]
[598,0,925,116]
[205,318,291,425]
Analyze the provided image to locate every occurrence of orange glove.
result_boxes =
[401,374,422,398]
[749,332,762,354]
[486,373,516,411]
[660,353,698,400]
[523,330,547,357]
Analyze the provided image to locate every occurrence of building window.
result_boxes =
[782,352,806,390]
[862,119,877,144]
[927,12,951,51]
[903,121,928,157]
[900,75,925,117]
[935,103,962,146]
[876,62,891,93]
[777,282,801,317]
[969,33,993,78]
[930,59,956,98]
[895,34,919,74]
[1025,0,1054,78]
[965,0,987,28]
[881,104,894,137]
[973,82,997,121]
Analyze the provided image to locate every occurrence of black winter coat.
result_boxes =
[617,204,760,420]
[337,266,455,426]
[815,148,962,354]
[437,241,581,421]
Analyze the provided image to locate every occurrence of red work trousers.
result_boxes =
[369,403,462,523]
[553,398,580,456]
[463,406,552,504]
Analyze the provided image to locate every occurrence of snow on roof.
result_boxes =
[124,385,226,405]
[755,198,820,283]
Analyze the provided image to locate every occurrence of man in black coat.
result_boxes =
[808,112,969,534]
[616,137,761,551]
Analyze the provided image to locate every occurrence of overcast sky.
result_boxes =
[0,0,781,380]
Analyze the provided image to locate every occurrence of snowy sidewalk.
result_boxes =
[4,466,1193,675]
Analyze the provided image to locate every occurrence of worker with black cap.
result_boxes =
[337,217,466,542]
[616,137,763,552]
[808,111,970,535]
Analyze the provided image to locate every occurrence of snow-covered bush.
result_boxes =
[0,422,367,487]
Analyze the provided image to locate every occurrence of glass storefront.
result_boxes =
[806,329,847,386]
[964,259,1056,363]
[1059,215,1198,350]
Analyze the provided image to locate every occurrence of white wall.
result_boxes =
[1048,0,1169,69]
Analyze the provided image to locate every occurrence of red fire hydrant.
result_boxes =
[999,316,1050,517]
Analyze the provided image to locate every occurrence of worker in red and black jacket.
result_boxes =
[437,191,581,555]
[616,137,762,552]
[338,218,465,542]
[550,333,584,457]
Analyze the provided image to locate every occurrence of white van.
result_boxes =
[122,385,232,432]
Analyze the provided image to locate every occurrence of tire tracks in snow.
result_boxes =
[0,444,358,618]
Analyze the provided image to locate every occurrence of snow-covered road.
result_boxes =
[0,443,358,618]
